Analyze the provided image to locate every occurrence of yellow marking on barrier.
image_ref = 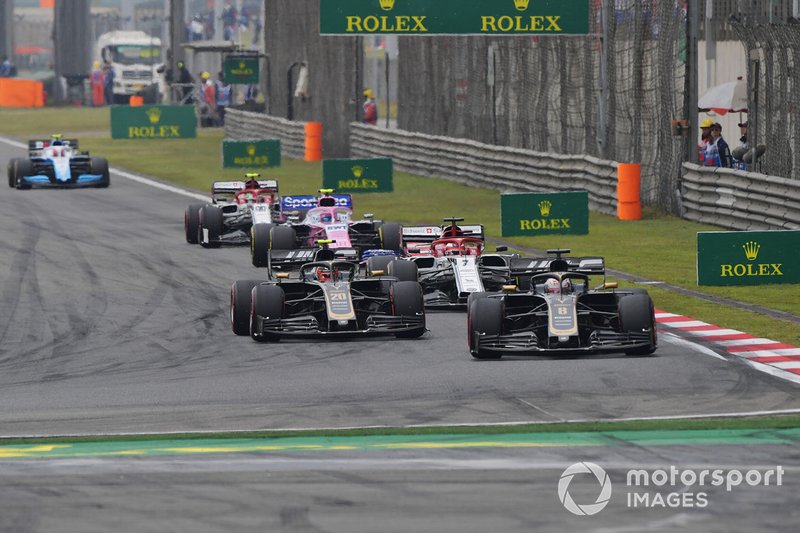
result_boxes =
[369,441,570,449]
[0,444,72,458]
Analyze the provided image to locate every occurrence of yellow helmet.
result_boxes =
[201,71,210,80]
[700,118,714,128]
[363,88,374,99]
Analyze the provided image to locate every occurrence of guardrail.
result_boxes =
[349,123,619,216]
[681,163,800,230]
[224,109,306,160]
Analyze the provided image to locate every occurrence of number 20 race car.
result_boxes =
[7,135,110,189]
[467,249,657,359]
[230,253,426,342]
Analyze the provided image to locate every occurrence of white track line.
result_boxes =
[0,135,210,202]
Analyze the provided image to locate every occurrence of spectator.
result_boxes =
[705,123,732,168]
[732,121,749,169]
[0,55,12,77]
[215,71,231,125]
[90,61,105,106]
[362,88,377,125]
[176,60,194,103]
[698,118,713,163]
[103,62,115,105]
[200,71,217,126]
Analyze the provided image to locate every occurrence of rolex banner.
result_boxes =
[697,230,800,286]
[501,191,589,237]
[111,105,196,139]
[322,158,393,193]
[319,0,589,35]
[222,140,281,168]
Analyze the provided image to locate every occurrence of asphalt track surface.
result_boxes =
[2,139,800,532]
[1,139,800,437]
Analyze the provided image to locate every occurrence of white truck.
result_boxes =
[95,31,162,104]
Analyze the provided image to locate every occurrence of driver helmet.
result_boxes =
[315,266,339,282]
[544,278,561,294]
[244,173,260,190]
[445,242,460,255]
[561,278,573,293]
[320,212,333,223]
[50,134,63,146]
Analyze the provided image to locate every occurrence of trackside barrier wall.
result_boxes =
[349,123,618,217]
[681,163,800,231]
[224,108,306,160]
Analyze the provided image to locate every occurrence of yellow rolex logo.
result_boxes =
[538,200,552,217]
[743,241,760,261]
[379,0,395,11]
[514,0,530,11]
[352,165,365,178]
[239,61,246,69]
[145,107,161,124]
[246,144,256,156]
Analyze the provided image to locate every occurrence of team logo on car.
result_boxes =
[514,0,531,11]
[379,0,395,11]
[351,165,365,178]
[538,200,552,217]
[146,107,162,124]
[743,241,760,261]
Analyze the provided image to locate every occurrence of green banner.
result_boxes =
[222,140,281,168]
[501,191,589,236]
[224,55,260,84]
[697,230,800,286]
[110,105,196,140]
[320,0,589,35]
[322,158,393,193]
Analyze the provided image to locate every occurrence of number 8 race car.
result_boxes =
[7,135,110,189]
[467,249,657,359]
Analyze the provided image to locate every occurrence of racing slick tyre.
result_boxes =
[7,158,19,188]
[379,222,403,252]
[269,226,297,250]
[468,297,503,359]
[391,281,426,338]
[250,284,285,342]
[388,259,418,282]
[185,204,203,244]
[366,255,394,275]
[14,159,33,189]
[231,279,262,336]
[251,223,275,267]
[90,157,110,188]
[198,205,223,248]
[618,293,657,356]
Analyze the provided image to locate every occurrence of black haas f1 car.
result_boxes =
[7,135,110,189]
[185,174,281,248]
[467,249,657,359]
[250,189,400,266]
[230,245,426,341]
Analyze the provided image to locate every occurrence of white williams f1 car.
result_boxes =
[7,135,110,189]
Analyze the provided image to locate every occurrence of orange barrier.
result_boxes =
[304,121,323,162]
[617,163,642,220]
[40,0,54,7]
[0,78,45,108]
[129,96,144,107]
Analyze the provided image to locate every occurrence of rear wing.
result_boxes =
[28,139,80,153]
[402,224,485,243]
[509,256,605,276]
[279,194,353,214]
[268,247,359,272]
[211,179,278,203]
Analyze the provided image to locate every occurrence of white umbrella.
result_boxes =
[698,79,748,115]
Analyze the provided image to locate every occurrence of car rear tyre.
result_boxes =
[379,222,403,251]
[388,259,418,282]
[251,223,275,267]
[269,225,297,250]
[618,293,657,356]
[231,280,261,335]
[198,205,223,248]
[391,281,425,338]
[91,157,110,188]
[251,284,285,342]
[469,297,503,359]
[185,204,203,244]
